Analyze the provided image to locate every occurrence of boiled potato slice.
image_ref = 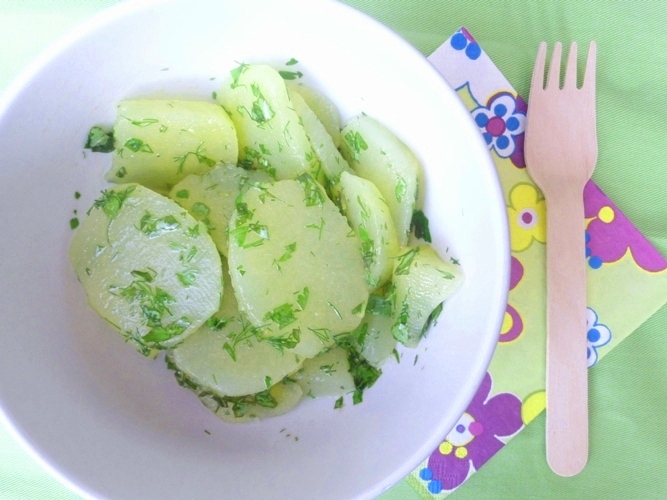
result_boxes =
[167,356,303,423]
[106,100,238,192]
[287,87,351,184]
[293,347,354,398]
[168,164,272,257]
[227,176,368,358]
[69,184,222,356]
[339,171,399,290]
[391,245,464,347]
[167,260,303,397]
[288,83,342,147]
[204,380,303,423]
[357,304,396,368]
[340,114,420,246]
[217,64,321,181]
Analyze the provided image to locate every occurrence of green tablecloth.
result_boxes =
[1,1,666,498]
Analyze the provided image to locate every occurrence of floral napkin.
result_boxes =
[407,28,667,497]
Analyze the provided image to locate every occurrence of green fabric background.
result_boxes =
[1,1,666,498]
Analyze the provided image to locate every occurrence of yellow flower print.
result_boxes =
[507,183,546,252]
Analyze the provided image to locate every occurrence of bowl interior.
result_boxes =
[0,0,509,498]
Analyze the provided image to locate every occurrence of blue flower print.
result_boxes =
[450,28,481,60]
[586,307,612,367]
[471,92,526,163]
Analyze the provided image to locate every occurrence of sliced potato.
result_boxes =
[391,245,464,347]
[340,114,420,246]
[106,100,238,192]
[287,87,351,184]
[293,347,354,398]
[168,164,272,256]
[339,171,399,290]
[358,308,396,369]
[227,176,368,357]
[288,83,342,147]
[69,184,222,356]
[167,260,304,397]
[167,356,303,423]
[217,64,321,181]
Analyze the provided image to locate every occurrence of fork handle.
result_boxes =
[544,187,589,476]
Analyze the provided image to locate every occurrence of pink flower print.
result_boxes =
[472,92,527,168]
[584,181,667,272]
[420,372,523,493]
[499,257,524,343]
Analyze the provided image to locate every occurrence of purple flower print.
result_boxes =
[420,372,523,493]
[584,181,667,272]
[472,92,527,168]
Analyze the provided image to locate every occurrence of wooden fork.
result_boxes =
[524,41,597,477]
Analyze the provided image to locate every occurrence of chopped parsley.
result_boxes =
[69,217,79,229]
[422,302,444,336]
[347,348,382,405]
[124,137,153,153]
[285,58,299,66]
[394,247,420,276]
[296,173,326,206]
[411,210,432,242]
[175,189,189,199]
[264,328,301,353]
[121,116,159,127]
[229,62,249,89]
[395,177,408,202]
[139,212,181,238]
[295,287,309,311]
[173,142,216,174]
[264,303,298,330]
[279,70,303,80]
[367,295,392,317]
[91,185,136,221]
[344,131,368,162]
[85,126,114,152]
[391,299,410,343]
[205,315,233,330]
[249,83,275,123]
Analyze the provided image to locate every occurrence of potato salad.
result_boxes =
[71,62,463,422]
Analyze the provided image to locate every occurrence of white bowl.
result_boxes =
[0,0,509,498]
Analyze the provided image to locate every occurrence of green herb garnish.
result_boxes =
[173,142,216,174]
[264,328,301,353]
[411,210,432,242]
[344,131,368,162]
[85,126,114,152]
[347,348,382,405]
[264,303,297,330]
[279,70,303,80]
[124,137,154,154]
[139,212,181,238]
[296,173,326,207]
[394,247,420,276]
[91,185,136,221]
[395,177,408,202]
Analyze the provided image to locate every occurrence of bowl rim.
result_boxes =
[0,1,510,498]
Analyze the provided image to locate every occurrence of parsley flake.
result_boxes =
[85,126,114,152]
